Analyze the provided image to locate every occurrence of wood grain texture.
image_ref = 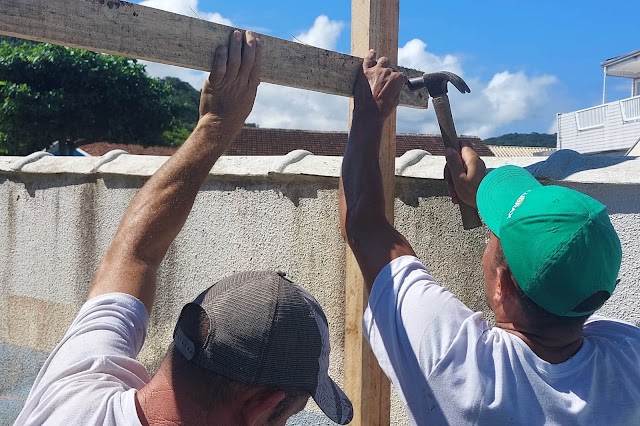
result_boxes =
[0,0,427,108]
[344,1,397,425]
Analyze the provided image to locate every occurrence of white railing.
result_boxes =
[575,105,607,130]
[621,96,640,122]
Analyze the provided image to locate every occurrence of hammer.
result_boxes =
[407,72,483,230]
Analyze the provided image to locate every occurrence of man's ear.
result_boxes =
[494,265,515,304]
[241,387,285,426]
[496,266,518,302]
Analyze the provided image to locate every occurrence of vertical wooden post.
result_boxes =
[345,1,398,425]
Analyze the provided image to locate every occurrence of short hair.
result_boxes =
[267,387,309,422]
[493,239,608,328]
[165,302,308,414]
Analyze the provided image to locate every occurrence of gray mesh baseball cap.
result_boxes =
[173,270,353,424]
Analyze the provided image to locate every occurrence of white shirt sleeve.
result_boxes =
[35,293,149,385]
[363,256,478,406]
[15,293,150,426]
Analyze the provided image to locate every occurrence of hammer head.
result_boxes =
[407,71,470,98]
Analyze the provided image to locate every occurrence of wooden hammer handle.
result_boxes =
[432,96,483,230]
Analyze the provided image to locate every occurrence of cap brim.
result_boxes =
[477,165,542,237]
[312,374,353,424]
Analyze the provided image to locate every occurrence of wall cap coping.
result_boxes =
[1,149,640,185]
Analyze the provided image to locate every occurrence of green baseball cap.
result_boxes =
[476,165,622,317]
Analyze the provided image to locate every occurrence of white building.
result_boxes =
[557,49,640,155]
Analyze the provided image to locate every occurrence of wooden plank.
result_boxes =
[344,1,396,425]
[0,0,427,108]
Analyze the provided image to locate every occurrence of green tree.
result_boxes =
[159,76,260,146]
[0,39,174,155]
[483,132,557,148]
[161,76,200,146]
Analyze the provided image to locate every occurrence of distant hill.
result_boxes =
[483,132,557,148]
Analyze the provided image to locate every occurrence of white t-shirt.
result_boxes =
[14,293,150,426]
[364,256,640,426]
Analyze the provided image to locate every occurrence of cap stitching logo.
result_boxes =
[507,190,531,219]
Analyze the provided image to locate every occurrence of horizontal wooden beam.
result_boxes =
[0,0,428,108]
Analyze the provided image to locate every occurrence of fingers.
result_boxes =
[248,33,262,86]
[357,48,406,117]
[238,30,259,85]
[363,49,377,70]
[209,44,228,86]
[378,56,391,68]
[223,30,243,84]
[460,141,478,163]
[209,30,262,89]
[444,146,466,179]
[377,71,407,110]
[444,144,485,209]
[443,164,460,205]
[461,143,487,182]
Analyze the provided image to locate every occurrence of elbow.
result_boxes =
[343,206,383,250]
[339,218,348,242]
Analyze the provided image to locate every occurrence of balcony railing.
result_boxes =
[558,94,640,153]
[621,96,640,122]
[575,105,607,130]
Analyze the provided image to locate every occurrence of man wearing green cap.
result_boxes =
[341,49,640,424]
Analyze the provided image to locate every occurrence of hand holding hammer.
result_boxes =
[407,72,483,230]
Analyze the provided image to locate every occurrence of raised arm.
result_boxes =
[88,30,262,312]
[339,50,415,290]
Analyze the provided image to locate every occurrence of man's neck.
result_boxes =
[496,321,584,364]
[134,370,238,426]
[135,387,180,426]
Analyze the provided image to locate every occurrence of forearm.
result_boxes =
[340,109,416,289]
[340,111,386,239]
[88,30,260,311]
[89,117,233,308]
[112,117,230,265]
[339,49,415,289]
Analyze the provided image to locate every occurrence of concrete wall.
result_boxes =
[2,149,640,425]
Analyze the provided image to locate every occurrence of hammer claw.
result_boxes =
[406,71,470,97]
[407,70,481,229]
[442,71,470,94]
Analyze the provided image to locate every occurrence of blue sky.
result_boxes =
[137,0,639,139]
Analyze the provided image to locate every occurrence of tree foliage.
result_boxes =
[0,38,175,155]
[161,76,200,146]
[483,132,557,148]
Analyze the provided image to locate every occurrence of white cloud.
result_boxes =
[294,15,345,50]
[398,39,463,76]
[395,41,559,139]
[139,0,232,25]
[141,61,207,90]
[245,15,348,130]
[247,84,348,130]
[141,12,351,131]
[250,35,560,138]
[131,6,560,139]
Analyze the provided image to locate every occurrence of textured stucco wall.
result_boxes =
[2,150,640,425]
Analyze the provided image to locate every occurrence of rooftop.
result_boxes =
[78,127,494,157]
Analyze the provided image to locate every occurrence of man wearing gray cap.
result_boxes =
[15,30,352,426]
[341,49,640,424]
